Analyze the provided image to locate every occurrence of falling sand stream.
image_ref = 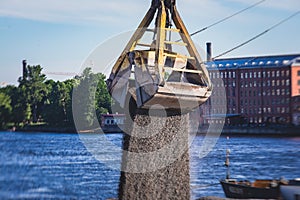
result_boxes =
[118,113,191,200]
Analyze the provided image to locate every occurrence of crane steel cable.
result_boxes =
[213,10,300,59]
[190,0,267,37]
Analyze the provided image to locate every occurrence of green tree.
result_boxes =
[0,85,30,126]
[0,92,12,129]
[73,68,97,128]
[63,78,80,126]
[43,80,75,125]
[43,80,64,125]
[19,65,47,123]
[95,73,112,118]
[0,66,112,129]
[72,68,112,129]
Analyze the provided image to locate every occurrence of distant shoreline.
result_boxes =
[196,125,300,137]
[2,124,299,137]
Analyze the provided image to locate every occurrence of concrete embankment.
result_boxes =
[196,125,300,137]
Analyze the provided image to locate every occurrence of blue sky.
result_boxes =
[0,0,300,85]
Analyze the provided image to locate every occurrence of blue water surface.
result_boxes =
[0,131,299,199]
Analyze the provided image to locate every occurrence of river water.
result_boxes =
[0,131,299,199]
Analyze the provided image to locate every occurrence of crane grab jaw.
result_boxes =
[106,0,212,115]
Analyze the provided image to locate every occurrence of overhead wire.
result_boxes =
[213,10,300,59]
[190,0,267,37]
[175,0,267,43]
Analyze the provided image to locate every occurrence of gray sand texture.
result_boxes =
[118,113,191,200]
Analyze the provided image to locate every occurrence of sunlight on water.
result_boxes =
[0,132,299,199]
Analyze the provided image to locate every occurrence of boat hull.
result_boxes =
[280,180,300,200]
[220,180,280,199]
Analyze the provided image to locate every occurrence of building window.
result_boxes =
[263,107,267,113]
[272,80,275,86]
[276,71,280,77]
[268,107,271,113]
[298,80,300,86]
[258,72,261,78]
[254,72,257,78]
[241,72,243,79]
[286,70,290,77]
[233,72,236,78]
[277,107,281,113]
[272,71,275,77]
[267,71,270,77]
[298,70,300,76]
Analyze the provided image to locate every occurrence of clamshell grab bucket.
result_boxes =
[106,0,212,114]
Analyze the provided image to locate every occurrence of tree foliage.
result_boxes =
[0,65,112,130]
[18,65,47,123]
[0,92,12,128]
[73,68,112,129]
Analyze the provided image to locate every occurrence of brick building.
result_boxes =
[202,54,300,125]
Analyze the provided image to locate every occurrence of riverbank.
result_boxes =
[15,124,76,133]
[3,123,300,137]
[197,125,300,137]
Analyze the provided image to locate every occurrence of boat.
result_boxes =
[220,178,281,199]
[280,178,300,200]
[220,140,283,199]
